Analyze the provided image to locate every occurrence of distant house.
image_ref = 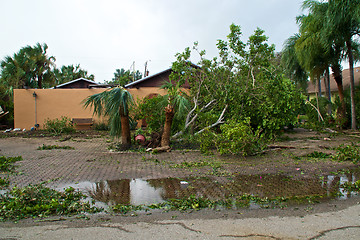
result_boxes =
[307,66,360,98]
[13,66,192,130]
[125,68,190,89]
[51,78,100,89]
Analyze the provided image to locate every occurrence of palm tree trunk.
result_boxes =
[324,67,331,115]
[120,111,131,148]
[331,64,346,127]
[161,105,175,147]
[38,74,43,89]
[346,40,357,130]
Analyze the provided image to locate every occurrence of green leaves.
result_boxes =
[332,143,360,163]
[0,184,100,221]
[216,119,264,156]
[0,156,22,173]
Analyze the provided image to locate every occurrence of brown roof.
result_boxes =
[307,66,360,94]
[124,63,200,89]
[52,78,99,89]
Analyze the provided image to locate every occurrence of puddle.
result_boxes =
[54,168,360,209]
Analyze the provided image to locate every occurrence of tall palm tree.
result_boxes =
[83,87,133,148]
[0,43,55,91]
[292,0,350,125]
[325,0,360,129]
[296,1,330,89]
[281,34,309,91]
[26,43,56,89]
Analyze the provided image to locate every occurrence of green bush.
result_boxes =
[197,129,216,154]
[0,86,14,128]
[43,116,75,135]
[94,121,109,131]
[216,119,264,156]
[134,95,164,133]
[337,85,360,129]
[304,97,335,130]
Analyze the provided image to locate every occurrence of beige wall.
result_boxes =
[14,87,167,130]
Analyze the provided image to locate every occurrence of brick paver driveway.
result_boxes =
[0,136,203,188]
[1,132,359,204]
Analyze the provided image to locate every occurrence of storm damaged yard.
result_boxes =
[0,128,360,221]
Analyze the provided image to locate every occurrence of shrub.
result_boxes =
[43,116,75,135]
[134,95,164,133]
[94,121,109,131]
[197,129,216,154]
[215,119,264,156]
[304,97,335,130]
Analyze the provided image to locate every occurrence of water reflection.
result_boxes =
[83,170,360,206]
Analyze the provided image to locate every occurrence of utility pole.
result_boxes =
[129,61,135,82]
[144,60,150,77]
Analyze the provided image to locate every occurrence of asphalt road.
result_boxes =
[1,202,360,240]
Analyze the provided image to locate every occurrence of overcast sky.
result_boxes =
[1,0,305,82]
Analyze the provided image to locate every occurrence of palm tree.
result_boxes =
[160,80,189,147]
[0,43,55,91]
[290,0,350,126]
[281,34,309,91]
[26,43,56,89]
[53,64,94,86]
[109,68,142,86]
[325,0,360,129]
[83,87,133,148]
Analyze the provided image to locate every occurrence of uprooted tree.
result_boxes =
[135,24,303,154]
[170,24,303,144]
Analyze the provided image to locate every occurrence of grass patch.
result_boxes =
[110,193,327,215]
[305,151,331,159]
[341,180,360,192]
[37,144,74,150]
[0,155,22,189]
[0,177,9,189]
[0,156,22,172]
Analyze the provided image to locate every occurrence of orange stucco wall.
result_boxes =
[14,87,167,130]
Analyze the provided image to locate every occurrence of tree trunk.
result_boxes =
[324,67,331,115]
[161,105,175,147]
[120,111,131,148]
[38,74,43,89]
[331,64,346,127]
[346,40,357,130]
